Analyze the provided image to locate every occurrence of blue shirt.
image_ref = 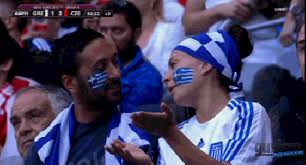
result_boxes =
[119,47,163,107]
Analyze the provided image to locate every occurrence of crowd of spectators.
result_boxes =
[0,0,304,164]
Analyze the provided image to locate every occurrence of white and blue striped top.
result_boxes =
[158,99,272,165]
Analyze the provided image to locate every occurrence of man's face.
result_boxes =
[83,18,99,31]
[0,3,16,31]
[99,14,135,52]
[297,25,305,81]
[31,18,61,39]
[76,38,121,110]
[10,90,55,157]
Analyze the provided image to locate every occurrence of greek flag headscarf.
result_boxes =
[174,30,244,99]
[174,30,241,83]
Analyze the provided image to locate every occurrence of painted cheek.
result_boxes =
[173,68,193,86]
[88,70,108,90]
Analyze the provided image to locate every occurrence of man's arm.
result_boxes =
[183,0,252,35]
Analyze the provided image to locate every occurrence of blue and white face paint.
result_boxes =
[88,70,108,90]
[173,68,193,86]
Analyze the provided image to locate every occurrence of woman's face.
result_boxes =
[163,50,203,107]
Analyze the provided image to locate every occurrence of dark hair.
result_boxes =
[101,0,142,31]
[218,25,253,91]
[51,28,104,86]
[0,19,22,82]
[16,18,28,33]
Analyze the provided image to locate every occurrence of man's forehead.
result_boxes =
[80,38,116,57]
[12,90,48,113]
[99,14,127,26]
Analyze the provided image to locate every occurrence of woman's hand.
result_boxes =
[131,102,176,138]
[105,140,153,165]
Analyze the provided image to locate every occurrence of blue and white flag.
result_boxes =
[173,68,193,85]
[173,31,245,99]
[33,103,152,165]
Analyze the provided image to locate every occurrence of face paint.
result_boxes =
[173,68,193,86]
[88,70,108,90]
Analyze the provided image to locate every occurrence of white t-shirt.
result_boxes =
[142,21,185,76]
[158,99,272,165]
[163,1,184,23]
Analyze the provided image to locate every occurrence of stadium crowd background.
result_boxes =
[0,0,304,164]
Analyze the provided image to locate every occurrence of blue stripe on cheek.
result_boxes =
[173,68,193,86]
[88,70,108,89]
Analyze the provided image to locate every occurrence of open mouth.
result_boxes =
[168,85,176,93]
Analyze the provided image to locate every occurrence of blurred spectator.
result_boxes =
[279,0,304,47]
[183,0,252,34]
[100,1,163,107]
[183,0,290,34]
[251,25,305,164]
[0,0,27,45]
[184,0,301,92]
[9,85,71,158]
[127,0,185,76]
[252,65,304,164]
[82,17,99,31]
[0,19,38,161]
[20,37,58,85]
[179,0,186,6]
[58,18,82,38]
[163,0,184,23]
[297,24,305,81]
[30,18,61,40]
[24,28,154,165]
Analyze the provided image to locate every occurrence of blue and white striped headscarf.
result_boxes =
[174,30,241,83]
[174,30,244,99]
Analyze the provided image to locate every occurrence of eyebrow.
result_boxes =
[168,57,179,65]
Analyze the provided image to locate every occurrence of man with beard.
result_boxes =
[99,1,163,107]
[24,28,154,165]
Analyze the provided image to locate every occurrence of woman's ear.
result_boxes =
[198,62,213,76]
[62,75,78,95]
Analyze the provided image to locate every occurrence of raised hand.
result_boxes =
[216,0,252,22]
[131,102,176,137]
[105,140,153,165]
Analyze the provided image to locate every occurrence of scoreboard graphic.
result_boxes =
[13,4,112,18]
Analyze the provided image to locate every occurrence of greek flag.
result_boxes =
[33,103,152,165]
[173,68,193,85]
[173,31,245,98]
